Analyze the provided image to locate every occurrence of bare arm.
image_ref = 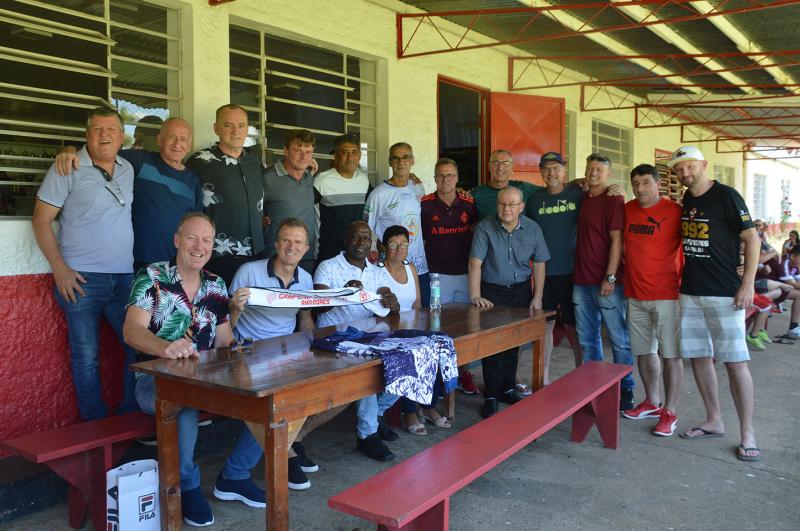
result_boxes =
[229,287,249,328]
[214,322,234,348]
[32,199,86,303]
[54,145,79,175]
[468,257,492,308]
[123,306,198,359]
[298,310,314,331]
[600,230,622,297]
[735,227,760,310]
[410,263,422,310]
[530,261,545,310]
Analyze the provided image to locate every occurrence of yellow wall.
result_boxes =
[172,0,795,209]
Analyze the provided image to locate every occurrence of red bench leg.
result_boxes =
[377,498,450,531]
[570,381,621,449]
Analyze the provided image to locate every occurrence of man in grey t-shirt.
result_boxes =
[262,129,318,274]
[32,106,137,421]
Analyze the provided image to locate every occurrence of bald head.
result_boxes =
[158,117,192,168]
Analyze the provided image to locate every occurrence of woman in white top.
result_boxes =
[381,226,451,434]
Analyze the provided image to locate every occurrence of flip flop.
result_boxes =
[422,414,452,428]
[737,445,761,462]
[679,426,725,439]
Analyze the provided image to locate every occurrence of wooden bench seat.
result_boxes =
[1,411,213,530]
[329,361,632,530]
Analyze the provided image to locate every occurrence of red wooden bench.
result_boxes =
[329,361,632,530]
[0,411,214,530]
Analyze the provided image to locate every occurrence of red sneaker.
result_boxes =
[457,370,479,395]
[622,399,662,420]
[652,409,678,437]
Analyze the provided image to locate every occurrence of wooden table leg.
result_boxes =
[155,397,182,531]
[531,336,545,391]
[264,400,289,531]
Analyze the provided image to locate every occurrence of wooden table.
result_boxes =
[133,303,551,531]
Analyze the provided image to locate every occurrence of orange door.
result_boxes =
[489,92,565,186]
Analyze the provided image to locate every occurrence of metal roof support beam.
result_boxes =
[396,0,800,59]
[510,50,800,91]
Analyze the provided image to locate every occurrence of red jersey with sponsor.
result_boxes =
[623,197,683,300]
[574,191,625,285]
[421,192,477,275]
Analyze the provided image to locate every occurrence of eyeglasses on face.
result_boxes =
[497,202,522,209]
[389,154,413,163]
[386,242,410,250]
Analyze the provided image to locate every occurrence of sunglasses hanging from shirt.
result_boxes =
[94,164,125,206]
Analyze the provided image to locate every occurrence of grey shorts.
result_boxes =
[679,294,749,363]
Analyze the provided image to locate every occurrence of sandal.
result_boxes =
[402,414,427,436]
[421,411,452,428]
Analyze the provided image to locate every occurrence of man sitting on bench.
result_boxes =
[123,213,265,527]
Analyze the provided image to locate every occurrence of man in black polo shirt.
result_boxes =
[188,104,266,284]
[422,157,479,393]
[469,186,550,418]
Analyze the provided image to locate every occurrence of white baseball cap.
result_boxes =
[667,145,705,168]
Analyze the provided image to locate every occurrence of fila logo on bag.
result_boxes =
[359,291,369,302]
[138,493,156,521]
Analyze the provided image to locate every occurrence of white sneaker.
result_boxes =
[788,326,800,338]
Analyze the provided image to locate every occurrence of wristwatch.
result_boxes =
[605,274,617,284]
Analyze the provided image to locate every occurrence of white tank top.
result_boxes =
[381,262,418,311]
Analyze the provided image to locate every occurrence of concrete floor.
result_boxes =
[6,312,799,530]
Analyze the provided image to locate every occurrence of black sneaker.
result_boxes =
[377,415,399,441]
[620,388,635,412]
[499,389,522,405]
[356,433,396,462]
[291,442,319,473]
[136,435,158,447]
[481,398,498,418]
[287,457,311,491]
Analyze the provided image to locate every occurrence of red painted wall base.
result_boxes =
[0,274,126,456]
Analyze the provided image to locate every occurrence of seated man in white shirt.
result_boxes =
[313,221,401,461]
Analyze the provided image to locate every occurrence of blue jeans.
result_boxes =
[572,284,635,390]
[135,374,263,491]
[356,392,399,439]
[54,272,137,420]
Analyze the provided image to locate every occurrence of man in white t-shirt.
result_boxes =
[364,142,430,304]
[314,221,401,462]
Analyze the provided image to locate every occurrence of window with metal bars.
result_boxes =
[714,164,735,187]
[591,119,631,194]
[0,0,181,216]
[229,24,380,182]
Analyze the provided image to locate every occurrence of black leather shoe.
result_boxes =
[377,415,399,441]
[481,398,498,418]
[499,390,522,405]
[356,433,396,462]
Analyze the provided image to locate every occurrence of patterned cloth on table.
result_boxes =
[312,328,458,404]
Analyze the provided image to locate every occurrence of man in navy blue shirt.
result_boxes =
[55,117,204,270]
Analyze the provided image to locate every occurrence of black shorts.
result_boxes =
[542,274,576,325]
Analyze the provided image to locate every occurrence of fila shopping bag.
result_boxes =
[106,458,160,531]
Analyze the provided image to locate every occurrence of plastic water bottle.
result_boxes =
[429,273,441,311]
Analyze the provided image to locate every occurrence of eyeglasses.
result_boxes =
[386,242,410,250]
[435,173,458,180]
[389,154,413,163]
[490,160,513,167]
[230,337,253,353]
[497,202,522,209]
[95,165,125,206]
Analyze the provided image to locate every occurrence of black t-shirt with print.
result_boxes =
[680,181,754,297]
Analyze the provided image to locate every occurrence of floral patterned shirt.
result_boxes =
[128,260,230,360]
